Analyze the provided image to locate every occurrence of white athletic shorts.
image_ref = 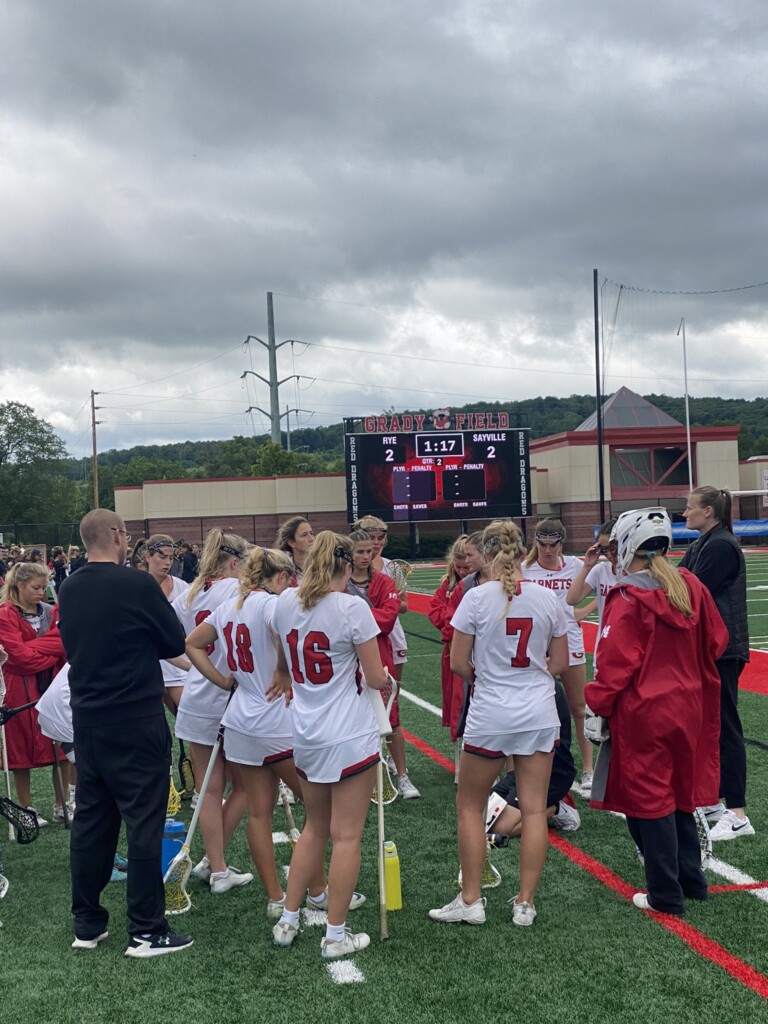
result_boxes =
[174,710,221,747]
[294,730,379,785]
[223,728,293,767]
[463,728,559,759]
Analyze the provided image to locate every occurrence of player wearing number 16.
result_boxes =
[429,519,569,928]
[269,532,389,959]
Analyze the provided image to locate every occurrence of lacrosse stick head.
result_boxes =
[371,747,398,806]
[694,807,713,867]
[179,756,195,797]
[0,872,8,900]
[163,849,193,915]
[167,777,182,818]
[0,798,40,845]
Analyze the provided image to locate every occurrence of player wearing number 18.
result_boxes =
[429,519,569,928]
[270,532,389,959]
[185,546,327,920]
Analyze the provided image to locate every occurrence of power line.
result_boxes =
[101,342,243,393]
[602,276,768,296]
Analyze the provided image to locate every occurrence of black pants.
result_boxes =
[718,659,747,808]
[626,811,706,915]
[71,714,171,939]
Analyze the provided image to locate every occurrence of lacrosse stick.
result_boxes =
[694,806,713,867]
[177,739,195,798]
[167,769,182,818]
[0,663,14,842]
[370,674,399,806]
[367,674,398,941]
[386,559,413,597]
[52,742,70,829]
[0,795,40,845]
[279,781,301,846]
[0,841,8,901]
[164,726,224,915]
[0,700,37,726]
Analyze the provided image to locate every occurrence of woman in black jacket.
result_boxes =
[681,485,752,841]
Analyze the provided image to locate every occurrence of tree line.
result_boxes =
[2,394,767,543]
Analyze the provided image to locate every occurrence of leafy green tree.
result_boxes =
[0,402,74,526]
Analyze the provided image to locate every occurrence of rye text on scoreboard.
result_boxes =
[344,410,531,524]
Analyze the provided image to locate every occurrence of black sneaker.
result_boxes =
[124,930,193,958]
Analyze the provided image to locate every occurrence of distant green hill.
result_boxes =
[58,393,768,510]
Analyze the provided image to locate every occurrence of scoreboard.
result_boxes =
[345,428,531,523]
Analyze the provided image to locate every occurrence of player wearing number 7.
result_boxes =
[269,532,389,960]
[429,519,569,929]
[185,546,330,921]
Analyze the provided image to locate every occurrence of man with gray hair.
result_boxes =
[58,509,192,957]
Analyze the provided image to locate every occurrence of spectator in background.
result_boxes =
[67,546,87,574]
[179,542,199,584]
[50,547,69,594]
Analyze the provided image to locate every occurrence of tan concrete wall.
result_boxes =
[532,444,602,503]
[114,488,144,521]
[695,440,740,491]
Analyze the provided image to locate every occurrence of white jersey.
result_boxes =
[161,576,191,685]
[521,555,584,655]
[206,591,292,740]
[451,580,567,734]
[380,557,408,658]
[36,663,73,743]
[175,577,241,723]
[585,559,619,647]
[272,588,379,748]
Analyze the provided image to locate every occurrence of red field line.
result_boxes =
[402,721,768,1001]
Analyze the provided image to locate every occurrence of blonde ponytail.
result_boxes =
[297,532,353,610]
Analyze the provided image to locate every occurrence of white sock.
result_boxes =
[326,922,346,942]
[308,888,326,902]
[280,908,300,927]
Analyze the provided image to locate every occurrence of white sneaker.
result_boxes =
[189,790,199,810]
[386,754,396,775]
[709,810,755,841]
[632,893,653,910]
[26,806,48,828]
[511,897,537,927]
[272,920,299,947]
[397,775,421,800]
[266,894,286,921]
[306,888,366,912]
[580,771,594,797]
[428,893,486,924]
[320,929,371,958]
[550,798,581,832]
[72,930,109,949]
[210,867,254,894]
[700,802,725,825]
[191,857,211,883]
[53,801,76,823]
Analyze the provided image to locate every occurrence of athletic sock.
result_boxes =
[326,921,346,942]
[308,889,326,901]
[280,909,300,927]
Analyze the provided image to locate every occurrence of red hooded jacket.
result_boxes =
[585,567,727,818]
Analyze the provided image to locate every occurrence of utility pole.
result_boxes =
[677,318,694,491]
[593,269,606,524]
[242,292,300,446]
[90,390,102,508]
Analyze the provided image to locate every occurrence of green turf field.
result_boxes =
[2,601,768,1023]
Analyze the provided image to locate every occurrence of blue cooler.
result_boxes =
[161,819,186,875]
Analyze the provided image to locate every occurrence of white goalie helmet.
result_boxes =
[610,506,672,574]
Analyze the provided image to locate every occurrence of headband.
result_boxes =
[334,546,354,566]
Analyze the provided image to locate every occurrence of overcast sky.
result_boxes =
[3,0,768,456]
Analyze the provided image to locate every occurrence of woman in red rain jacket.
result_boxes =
[0,561,67,821]
[585,508,728,916]
[428,535,469,728]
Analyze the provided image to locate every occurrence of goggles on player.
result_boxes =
[535,533,563,547]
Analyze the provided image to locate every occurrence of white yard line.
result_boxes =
[326,961,366,984]
[707,857,768,903]
[399,687,442,717]
[272,831,289,845]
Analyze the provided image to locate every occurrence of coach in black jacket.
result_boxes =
[681,486,751,840]
[58,509,193,956]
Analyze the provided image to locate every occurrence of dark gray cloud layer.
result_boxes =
[2,1,768,452]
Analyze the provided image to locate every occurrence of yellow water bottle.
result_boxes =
[383,840,402,911]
